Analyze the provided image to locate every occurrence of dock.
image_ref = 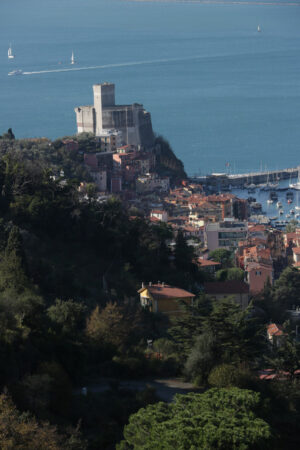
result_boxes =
[191,166,299,190]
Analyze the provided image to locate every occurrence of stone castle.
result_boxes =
[74,82,154,149]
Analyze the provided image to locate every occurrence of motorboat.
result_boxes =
[290,209,295,215]
[286,214,291,219]
[8,69,23,76]
[257,25,261,32]
[276,201,282,208]
[71,51,75,65]
[267,199,273,204]
[279,209,284,215]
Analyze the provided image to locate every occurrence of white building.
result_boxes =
[205,219,248,252]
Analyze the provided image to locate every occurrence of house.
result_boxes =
[267,323,285,347]
[150,209,168,222]
[203,281,250,309]
[292,247,300,267]
[138,282,195,316]
[245,262,273,295]
[197,258,220,275]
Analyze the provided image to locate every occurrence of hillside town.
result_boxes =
[70,84,299,318]
[0,83,299,449]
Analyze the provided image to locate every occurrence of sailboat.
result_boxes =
[257,25,261,33]
[289,169,300,190]
[295,192,300,211]
[71,51,75,65]
[8,44,14,59]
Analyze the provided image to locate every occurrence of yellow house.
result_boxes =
[138,282,195,316]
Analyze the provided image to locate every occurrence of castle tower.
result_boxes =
[93,83,115,134]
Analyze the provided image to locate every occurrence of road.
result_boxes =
[76,378,200,403]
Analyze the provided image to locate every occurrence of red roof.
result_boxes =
[204,281,249,295]
[292,247,300,255]
[138,283,195,299]
[267,323,284,337]
[198,258,221,267]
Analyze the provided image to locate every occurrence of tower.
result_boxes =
[93,83,115,134]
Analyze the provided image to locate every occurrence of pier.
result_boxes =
[192,166,300,190]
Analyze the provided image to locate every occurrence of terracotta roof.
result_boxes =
[138,283,195,299]
[267,323,284,337]
[292,247,300,255]
[198,258,221,267]
[204,281,249,295]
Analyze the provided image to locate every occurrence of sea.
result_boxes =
[1,0,300,176]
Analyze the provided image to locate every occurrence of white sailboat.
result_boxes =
[289,169,300,190]
[8,44,14,59]
[71,51,75,65]
[257,25,261,33]
[295,192,300,211]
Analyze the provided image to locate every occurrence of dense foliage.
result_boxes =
[0,130,299,448]
[118,388,272,450]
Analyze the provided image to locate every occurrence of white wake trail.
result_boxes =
[22,55,202,75]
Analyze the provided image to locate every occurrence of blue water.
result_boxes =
[1,0,300,175]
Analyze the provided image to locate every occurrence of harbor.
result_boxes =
[193,166,300,190]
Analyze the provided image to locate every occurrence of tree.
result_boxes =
[216,267,245,282]
[184,332,218,385]
[267,334,300,382]
[0,393,85,449]
[174,229,194,271]
[47,299,86,338]
[0,226,29,292]
[86,302,132,352]
[285,220,298,233]
[209,249,233,268]
[118,388,272,450]
[2,128,15,140]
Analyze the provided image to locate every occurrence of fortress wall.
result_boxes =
[75,106,95,134]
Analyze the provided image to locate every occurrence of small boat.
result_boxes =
[276,201,282,208]
[286,214,291,219]
[257,25,261,33]
[270,216,278,221]
[71,51,75,65]
[279,209,284,215]
[267,199,273,204]
[8,44,14,59]
[287,199,293,204]
[8,69,23,76]
[290,209,295,215]
[296,213,300,218]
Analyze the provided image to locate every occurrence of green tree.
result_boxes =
[209,249,233,268]
[47,299,86,338]
[118,388,272,450]
[216,267,245,282]
[267,334,300,382]
[86,303,132,352]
